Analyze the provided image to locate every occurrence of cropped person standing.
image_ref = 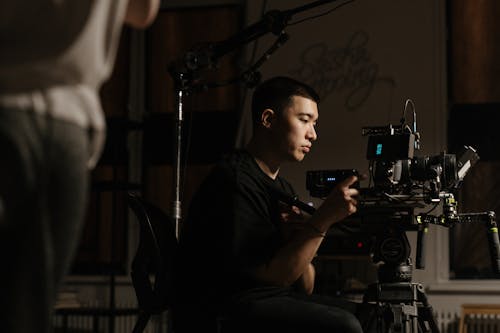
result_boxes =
[175,76,363,333]
[0,1,159,332]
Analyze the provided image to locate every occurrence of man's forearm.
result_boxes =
[252,221,326,287]
[293,263,315,295]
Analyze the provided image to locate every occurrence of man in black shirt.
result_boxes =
[175,76,363,333]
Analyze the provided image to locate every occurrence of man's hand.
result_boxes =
[315,175,359,227]
[279,203,303,224]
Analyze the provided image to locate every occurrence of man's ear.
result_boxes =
[261,109,276,129]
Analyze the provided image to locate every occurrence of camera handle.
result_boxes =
[416,211,500,274]
[457,212,500,274]
[415,219,428,269]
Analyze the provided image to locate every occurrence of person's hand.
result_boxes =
[315,175,359,226]
[279,203,304,224]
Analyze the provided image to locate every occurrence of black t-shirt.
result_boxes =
[176,150,296,310]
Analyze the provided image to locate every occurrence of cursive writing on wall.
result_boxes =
[290,30,395,111]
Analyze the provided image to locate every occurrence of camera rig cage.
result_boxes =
[304,99,500,281]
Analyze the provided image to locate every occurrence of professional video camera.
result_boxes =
[306,100,500,281]
[304,100,500,332]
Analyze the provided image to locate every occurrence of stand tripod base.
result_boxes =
[362,282,439,333]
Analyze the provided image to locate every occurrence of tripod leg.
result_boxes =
[417,285,440,333]
[392,305,404,332]
[411,315,419,333]
[362,303,390,333]
[417,306,439,332]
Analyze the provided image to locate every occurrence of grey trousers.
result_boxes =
[0,108,90,333]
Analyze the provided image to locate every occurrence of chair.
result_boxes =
[128,193,238,333]
[127,193,177,333]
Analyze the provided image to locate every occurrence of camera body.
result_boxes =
[306,117,482,280]
[307,123,479,204]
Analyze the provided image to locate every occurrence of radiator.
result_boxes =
[53,304,168,333]
[435,310,460,333]
[458,313,500,333]
[53,305,500,333]
[432,310,500,333]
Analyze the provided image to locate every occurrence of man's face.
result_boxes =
[271,95,318,162]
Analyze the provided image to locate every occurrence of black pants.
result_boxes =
[175,288,366,333]
[223,290,364,333]
[0,108,90,333]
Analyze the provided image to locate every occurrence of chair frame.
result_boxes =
[127,193,177,333]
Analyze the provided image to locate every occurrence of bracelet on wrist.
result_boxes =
[307,223,327,238]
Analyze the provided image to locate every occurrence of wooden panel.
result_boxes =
[144,164,215,218]
[144,6,242,215]
[449,1,500,103]
[100,29,130,117]
[143,111,239,164]
[148,6,242,114]
[448,1,500,279]
[74,167,129,274]
[448,103,500,161]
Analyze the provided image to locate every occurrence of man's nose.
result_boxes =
[307,125,317,141]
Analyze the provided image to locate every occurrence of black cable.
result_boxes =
[234,0,268,148]
[249,0,269,64]
[288,0,355,26]
[423,202,440,215]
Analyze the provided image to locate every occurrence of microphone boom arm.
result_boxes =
[177,0,345,74]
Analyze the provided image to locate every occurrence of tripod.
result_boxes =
[362,261,439,333]
[363,220,439,333]
[356,206,500,333]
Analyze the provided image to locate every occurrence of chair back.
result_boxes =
[128,193,177,314]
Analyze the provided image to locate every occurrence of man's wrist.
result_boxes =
[306,222,327,237]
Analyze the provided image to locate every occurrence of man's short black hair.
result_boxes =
[251,76,320,125]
